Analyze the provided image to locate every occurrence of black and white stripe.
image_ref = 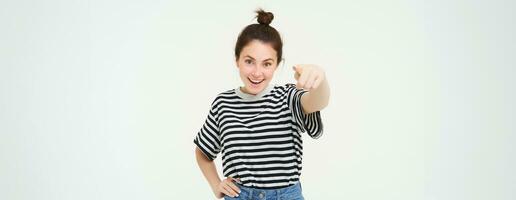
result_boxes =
[194,83,323,189]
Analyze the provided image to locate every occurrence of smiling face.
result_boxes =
[236,40,278,95]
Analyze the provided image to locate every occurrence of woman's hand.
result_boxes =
[213,177,241,199]
[293,64,326,91]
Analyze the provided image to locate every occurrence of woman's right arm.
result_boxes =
[195,147,241,199]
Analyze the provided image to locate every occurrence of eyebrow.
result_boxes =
[244,55,274,62]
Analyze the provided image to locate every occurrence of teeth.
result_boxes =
[249,78,264,84]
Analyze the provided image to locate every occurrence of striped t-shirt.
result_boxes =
[193,83,323,189]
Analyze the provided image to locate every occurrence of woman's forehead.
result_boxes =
[241,41,277,61]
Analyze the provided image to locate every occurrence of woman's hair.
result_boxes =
[234,8,283,65]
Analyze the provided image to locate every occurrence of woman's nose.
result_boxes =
[251,66,262,76]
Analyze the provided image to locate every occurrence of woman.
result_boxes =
[194,8,330,200]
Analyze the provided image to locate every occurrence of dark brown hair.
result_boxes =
[234,8,283,65]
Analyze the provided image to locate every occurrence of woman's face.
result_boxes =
[236,40,278,95]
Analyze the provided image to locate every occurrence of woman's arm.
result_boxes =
[195,147,240,198]
[293,64,330,113]
[195,147,222,196]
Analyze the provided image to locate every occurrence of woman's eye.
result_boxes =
[245,60,253,64]
[264,63,271,67]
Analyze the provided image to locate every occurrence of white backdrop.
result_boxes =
[1,0,514,199]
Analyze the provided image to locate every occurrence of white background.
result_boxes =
[1,0,514,199]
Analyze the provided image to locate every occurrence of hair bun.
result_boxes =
[255,8,274,25]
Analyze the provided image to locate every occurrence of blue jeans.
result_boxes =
[224,181,304,200]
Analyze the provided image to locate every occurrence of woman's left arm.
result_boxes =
[293,64,331,114]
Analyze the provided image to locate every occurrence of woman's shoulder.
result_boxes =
[207,88,238,106]
[218,88,237,97]
[212,88,236,100]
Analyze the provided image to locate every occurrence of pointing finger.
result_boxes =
[292,65,303,74]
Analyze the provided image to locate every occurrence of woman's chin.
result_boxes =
[244,85,262,94]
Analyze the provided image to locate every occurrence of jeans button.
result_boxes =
[259,192,264,199]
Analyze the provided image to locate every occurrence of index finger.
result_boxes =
[227,180,241,194]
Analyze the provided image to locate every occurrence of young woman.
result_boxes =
[194,8,330,200]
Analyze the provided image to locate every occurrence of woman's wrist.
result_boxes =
[209,178,221,191]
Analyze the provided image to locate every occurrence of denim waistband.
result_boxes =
[226,181,303,200]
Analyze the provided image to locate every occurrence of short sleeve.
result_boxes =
[193,98,222,160]
[286,84,324,139]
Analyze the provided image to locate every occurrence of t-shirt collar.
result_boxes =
[235,83,275,100]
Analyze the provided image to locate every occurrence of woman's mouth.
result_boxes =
[248,78,264,86]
